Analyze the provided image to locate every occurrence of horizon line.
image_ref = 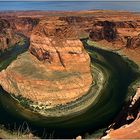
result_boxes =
[0,0,140,1]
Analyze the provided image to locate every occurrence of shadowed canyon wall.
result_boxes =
[0,11,140,138]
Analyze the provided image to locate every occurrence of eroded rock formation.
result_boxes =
[0,17,39,52]
[89,19,140,49]
[0,10,140,138]
[102,88,140,139]
[126,34,140,48]
[0,17,92,107]
[89,21,118,42]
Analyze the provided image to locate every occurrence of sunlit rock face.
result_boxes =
[102,88,140,139]
[0,17,92,107]
[30,17,91,71]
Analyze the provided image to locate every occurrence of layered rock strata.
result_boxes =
[0,10,140,138]
[102,88,140,139]
[0,18,39,52]
[0,18,92,107]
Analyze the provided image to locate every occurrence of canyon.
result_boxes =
[0,17,92,108]
[0,10,140,139]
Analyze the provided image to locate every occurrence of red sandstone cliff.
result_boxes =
[0,17,39,52]
[0,10,140,138]
[102,88,140,139]
[0,17,92,107]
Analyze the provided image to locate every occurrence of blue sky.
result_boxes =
[0,0,140,1]
[0,0,140,11]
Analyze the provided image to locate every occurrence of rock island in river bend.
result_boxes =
[0,17,92,107]
[0,10,140,139]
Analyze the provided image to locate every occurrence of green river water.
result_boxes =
[0,39,139,138]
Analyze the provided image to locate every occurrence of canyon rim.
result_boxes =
[0,1,140,139]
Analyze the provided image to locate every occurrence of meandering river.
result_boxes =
[0,39,139,138]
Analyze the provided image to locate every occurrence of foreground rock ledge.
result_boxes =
[0,18,92,107]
